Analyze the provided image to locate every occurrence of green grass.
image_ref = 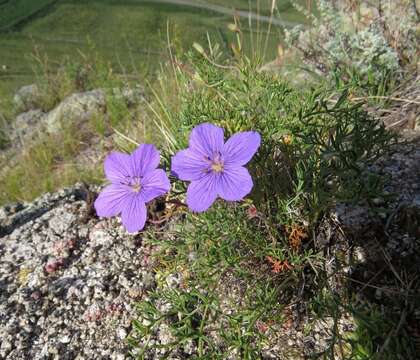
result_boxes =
[0,123,101,203]
[0,0,56,30]
[130,202,310,358]
[0,0,303,96]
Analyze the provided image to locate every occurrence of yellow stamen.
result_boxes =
[132,183,141,193]
[211,162,224,172]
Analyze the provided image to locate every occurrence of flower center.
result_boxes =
[211,161,224,173]
[130,177,142,193]
[208,152,224,173]
[132,183,141,192]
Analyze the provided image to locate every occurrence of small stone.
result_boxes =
[165,273,180,288]
[128,286,143,299]
[372,197,384,205]
[142,272,155,290]
[117,328,127,340]
[353,246,366,263]
[1,340,12,351]
[60,334,71,344]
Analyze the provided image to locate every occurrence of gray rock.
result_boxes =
[10,109,46,144]
[0,184,86,237]
[332,204,376,233]
[13,84,40,112]
[112,85,145,107]
[44,89,106,133]
[0,183,157,359]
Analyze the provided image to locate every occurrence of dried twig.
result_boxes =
[350,96,420,105]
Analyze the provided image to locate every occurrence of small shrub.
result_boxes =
[153,46,393,225]
[284,0,419,97]
[130,39,395,358]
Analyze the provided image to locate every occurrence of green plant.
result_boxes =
[150,43,394,223]
[129,38,395,358]
[309,292,417,360]
[130,203,305,358]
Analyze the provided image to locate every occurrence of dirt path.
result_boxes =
[141,0,298,27]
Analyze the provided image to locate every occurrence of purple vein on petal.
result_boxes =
[131,144,160,177]
[94,184,132,217]
[186,172,218,212]
[217,166,253,201]
[223,131,261,166]
[141,169,171,203]
[121,195,147,233]
[104,152,132,183]
[189,123,224,157]
[171,148,209,181]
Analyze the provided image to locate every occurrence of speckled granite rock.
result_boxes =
[13,84,41,113]
[0,184,155,360]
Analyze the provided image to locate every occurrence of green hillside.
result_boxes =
[0,0,57,30]
[0,0,302,95]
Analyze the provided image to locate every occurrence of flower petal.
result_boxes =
[189,123,224,157]
[94,184,131,217]
[223,131,261,166]
[217,166,253,201]
[121,195,147,233]
[171,148,208,181]
[140,169,171,203]
[186,173,218,212]
[131,144,160,177]
[104,152,132,183]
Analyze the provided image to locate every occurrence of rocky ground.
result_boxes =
[0,185,156,359]
[0,183,358,360]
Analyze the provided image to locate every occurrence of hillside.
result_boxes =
[0,0,57,31]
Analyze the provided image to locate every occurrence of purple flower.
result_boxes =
[94,144,170,233]
[171,123,261,212]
